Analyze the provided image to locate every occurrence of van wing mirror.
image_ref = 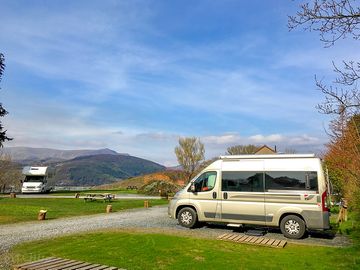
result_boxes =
[190,183,196,192]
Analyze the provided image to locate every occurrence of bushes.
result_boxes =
[139,180,181,196]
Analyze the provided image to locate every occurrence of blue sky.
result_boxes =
[1,0,357,165]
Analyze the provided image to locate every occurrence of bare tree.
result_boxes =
[0,53,12,147]
[289,1,360,210]
[0,151,22,193]
[284,148,297,154]
[289,0,360,117]
[288,0,360,47]
[226,144,258,155]
[175,137,205,183]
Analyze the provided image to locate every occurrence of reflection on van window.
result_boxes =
[222,172,263,192]
[24,176,45,182]
[265,171,318,191]
[193,171,217,192]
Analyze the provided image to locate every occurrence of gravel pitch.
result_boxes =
[0,205,351,269]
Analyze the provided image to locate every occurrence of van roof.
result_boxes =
[219,154,316,160]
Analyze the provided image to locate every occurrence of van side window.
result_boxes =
[192,171,217,192]
[221,172,264,192]
[265,171,318,191]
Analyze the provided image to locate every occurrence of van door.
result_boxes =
[220,160,266,225]
[189,171,221,221]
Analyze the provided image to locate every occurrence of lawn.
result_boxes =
[51,189,140,196]
[0,198,168,224]
[10,230,360,270]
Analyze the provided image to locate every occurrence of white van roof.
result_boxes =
[219,154,316,160]
[22,166,48,176]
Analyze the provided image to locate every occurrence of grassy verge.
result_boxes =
[9,230,360,270]
[0,198,168,224]
[51,189,140,196]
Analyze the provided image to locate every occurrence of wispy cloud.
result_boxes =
[0,1,344,166]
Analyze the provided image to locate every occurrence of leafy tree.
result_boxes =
[175,137,205,183]
[0,53,12,147]
[226,144,258,155]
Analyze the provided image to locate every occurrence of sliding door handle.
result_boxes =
[212,192,217,199]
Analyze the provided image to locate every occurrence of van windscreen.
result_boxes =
[24,175,45,182]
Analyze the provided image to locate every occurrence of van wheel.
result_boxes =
[178,207,197,228]
[280,215,306,239]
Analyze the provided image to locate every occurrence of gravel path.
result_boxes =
[0,206,351,269]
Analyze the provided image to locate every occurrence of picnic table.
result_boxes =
[83,193,115,202]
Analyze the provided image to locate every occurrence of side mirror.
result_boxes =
[190,183,196,192]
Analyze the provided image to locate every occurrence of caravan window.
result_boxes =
[265,171,318,191]
[221,172,264,192]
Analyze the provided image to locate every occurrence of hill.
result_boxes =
[4,147,123,164]
[52,154,165,186]
[96,170,185,190]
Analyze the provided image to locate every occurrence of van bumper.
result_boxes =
[21,187,42,193]
[303,210,330,230]
[168,199,177,219]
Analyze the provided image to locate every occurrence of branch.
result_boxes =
[289,0,360,46]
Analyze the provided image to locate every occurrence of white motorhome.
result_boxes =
[21,166,54,193]
[168,154,331,239]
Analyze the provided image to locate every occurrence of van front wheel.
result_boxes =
[280,215,306,239]
[178,207,197,228]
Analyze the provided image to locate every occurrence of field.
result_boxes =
[10,230,360,270]
[0,198,168,224]
[51,189,139,196]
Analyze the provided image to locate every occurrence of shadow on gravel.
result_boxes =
[192,222,337,240]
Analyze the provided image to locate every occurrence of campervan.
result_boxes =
[21,166,54,193]
[168,154,330,239]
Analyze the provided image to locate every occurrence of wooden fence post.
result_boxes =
[38,210,47,221]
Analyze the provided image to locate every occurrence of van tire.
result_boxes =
[178,207,197,228]
[280,215,306,239]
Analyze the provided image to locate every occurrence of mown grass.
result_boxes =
[51,189,139,196]
[10,230,360,270]
[0,198,168,224]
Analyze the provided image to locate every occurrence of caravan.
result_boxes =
[168,154,331,239]
[21,166,54,193]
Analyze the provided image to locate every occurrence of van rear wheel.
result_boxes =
[178,207,197,228]
[280,215,306,239]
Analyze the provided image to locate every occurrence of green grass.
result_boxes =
[51,189,140,196]
[0,198,168,224]
[9,230,360,270]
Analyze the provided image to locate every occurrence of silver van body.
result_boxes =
[168,154,330,238]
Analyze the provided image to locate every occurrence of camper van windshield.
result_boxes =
[24,176,45,182]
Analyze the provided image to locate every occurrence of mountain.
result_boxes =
[52,154,166,186]
[4,147,123,163]
[95,170,184,190]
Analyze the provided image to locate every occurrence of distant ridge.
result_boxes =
[53,154,165,186]
[4,146,127,163]
[3,147,165,186]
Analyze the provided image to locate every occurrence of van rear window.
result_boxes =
[265,171,318,191]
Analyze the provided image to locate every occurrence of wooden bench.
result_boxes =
[83,193,115,203]
[14,257,121,270]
